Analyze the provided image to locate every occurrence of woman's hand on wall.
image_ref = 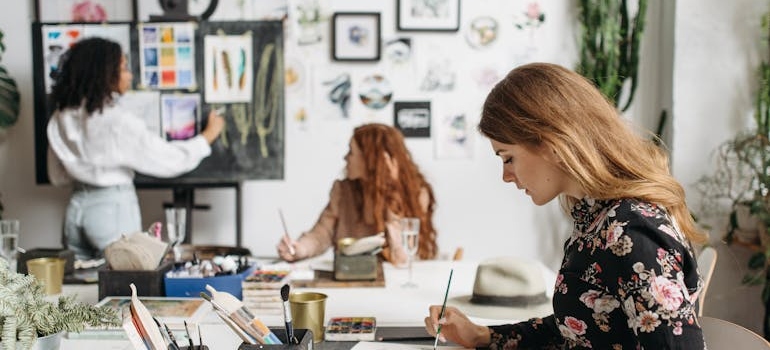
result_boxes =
[201,110,226,144]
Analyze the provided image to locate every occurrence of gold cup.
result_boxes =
[26,257,65,295]
[289,291,328,343]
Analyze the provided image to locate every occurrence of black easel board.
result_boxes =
[31,20,285,186]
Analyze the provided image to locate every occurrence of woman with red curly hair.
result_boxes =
[276,123,437,265]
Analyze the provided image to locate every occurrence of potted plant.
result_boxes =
[0,259,121,350]
[575,0,648,112]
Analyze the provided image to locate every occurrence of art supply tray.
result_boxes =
[237,328,314,350]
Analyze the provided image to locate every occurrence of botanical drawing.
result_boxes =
[253,42,280,158]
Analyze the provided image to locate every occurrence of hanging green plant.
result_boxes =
[576,0,648,111]
[0,29,19,129]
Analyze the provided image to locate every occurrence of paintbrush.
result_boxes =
[204,284,281,344]
[280,283,298,344]
[164,323,181,350]
[199,292,261,344]
[153,317,178,350]
[184,321,194,350]
[434,269,454,350]
[279,209,295,256]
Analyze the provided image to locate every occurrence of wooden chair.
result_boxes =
[700,316,770,349]
[696,246,717,317]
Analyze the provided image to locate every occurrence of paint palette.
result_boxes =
[324,317,377,341]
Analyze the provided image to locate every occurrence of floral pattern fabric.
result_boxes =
[487,198,705,349]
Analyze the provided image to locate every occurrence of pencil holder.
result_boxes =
[237,328,313,350]
[174,346,209,350]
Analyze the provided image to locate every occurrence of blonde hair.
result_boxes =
[479,63,706,244]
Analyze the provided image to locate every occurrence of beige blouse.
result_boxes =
[295,179,422,265]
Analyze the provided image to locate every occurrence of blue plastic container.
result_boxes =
[164,264,256,300]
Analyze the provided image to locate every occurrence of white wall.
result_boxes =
[4,0,589,268]
[672,0,770,333]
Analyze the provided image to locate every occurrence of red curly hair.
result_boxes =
[351,123,438,259]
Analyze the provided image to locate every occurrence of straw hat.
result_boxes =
[448,256,553,320]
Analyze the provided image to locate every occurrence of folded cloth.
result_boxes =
[105,232,169,270]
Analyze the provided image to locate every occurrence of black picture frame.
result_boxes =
[332,12,381,62]
[397,0,460,32]
[394,101,431,138]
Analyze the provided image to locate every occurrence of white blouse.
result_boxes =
[47,100,211,187]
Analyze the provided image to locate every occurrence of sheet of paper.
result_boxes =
[351,341,468,350]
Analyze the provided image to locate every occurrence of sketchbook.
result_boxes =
[94,296,211,330]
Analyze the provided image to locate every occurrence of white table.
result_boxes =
[57,259,555,349]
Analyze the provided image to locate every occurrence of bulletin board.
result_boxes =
[31,20,285,186]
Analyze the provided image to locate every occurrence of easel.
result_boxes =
[155,182,243,246]
[145,0,243,246]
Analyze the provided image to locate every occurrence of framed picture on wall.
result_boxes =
[394,101,431,138]
[397,0,460,32]
[35,0,135,22]
[332,12,381,62]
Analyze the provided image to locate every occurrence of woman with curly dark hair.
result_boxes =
[276,123,438,265]
[47,37,225,260]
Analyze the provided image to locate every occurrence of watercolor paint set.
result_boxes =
[324,316,377,341]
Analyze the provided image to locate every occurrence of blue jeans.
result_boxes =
[64,183,141,260]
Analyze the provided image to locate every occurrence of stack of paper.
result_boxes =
[241,269,289,315]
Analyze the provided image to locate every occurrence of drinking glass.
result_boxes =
[0,219,20,272]
[400,217,420,288]
[165,208,187,262]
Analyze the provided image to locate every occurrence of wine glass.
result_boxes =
[165,208,187,262]
[400,217,420,288]
[0,220,20,272]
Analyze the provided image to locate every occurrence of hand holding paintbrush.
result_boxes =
[277,209,300,260]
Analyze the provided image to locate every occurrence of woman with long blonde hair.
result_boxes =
[425,63,706,349]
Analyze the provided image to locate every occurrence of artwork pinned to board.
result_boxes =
[397,0,460,32]
[36,0,135,22]
[513,0,546,57]
[178,20,285,181]
[332,12,381,62]
[358,75,392,110]
[514,1,546,31]
[118,91,162,137]
[465,16,499,49]
[284,57,307,97]
[161,93,200,141]
[435,111,473,159]
[291,0,326,46]
[316,70,352,119]
[40,23,132,94]
[419,57,456,92]
[204,34,254,103]
[394,101,431,138]
[383,37,412,65]
[138,22,198,90]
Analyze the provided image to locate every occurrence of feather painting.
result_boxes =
[212,48,218,91]
[222,50,232,88]
[238,48,247,90]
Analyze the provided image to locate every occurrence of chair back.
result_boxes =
[700,316,770,349]
[696,246,717,316]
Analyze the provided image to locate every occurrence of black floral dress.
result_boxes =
[487,198,705,349]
